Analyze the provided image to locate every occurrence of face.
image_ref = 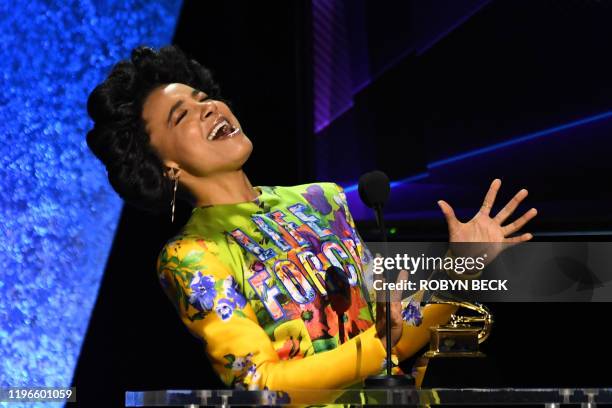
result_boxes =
[142,83,252,179]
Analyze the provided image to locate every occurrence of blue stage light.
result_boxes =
[341,110,612,193]
[428,111,612,169]
[0,1,181,407]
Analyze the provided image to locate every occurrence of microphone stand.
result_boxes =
[364,203,414,388]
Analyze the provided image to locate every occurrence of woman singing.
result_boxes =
[85,45,536,405]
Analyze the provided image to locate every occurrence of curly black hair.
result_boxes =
[86,45,223,215]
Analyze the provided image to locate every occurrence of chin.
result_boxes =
[235,134,253,163]
[223,136,253,169]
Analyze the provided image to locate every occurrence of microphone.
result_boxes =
[358,171,390,233]
[359,171,414,388]
[325,266,351,344]
[358,170,390,208]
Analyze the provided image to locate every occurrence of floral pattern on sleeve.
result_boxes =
[157,240,249,323]
[189,271,217,312]
[222,352,262,390]
[401,297,423,327]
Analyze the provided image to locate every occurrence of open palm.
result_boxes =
[437,178,538,262]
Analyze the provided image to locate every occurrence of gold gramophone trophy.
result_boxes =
[413,297,493,387]
[425,297,493,358]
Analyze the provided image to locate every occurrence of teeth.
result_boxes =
[207,119,229,140]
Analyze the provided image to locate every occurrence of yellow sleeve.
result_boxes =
[156,237,388,401]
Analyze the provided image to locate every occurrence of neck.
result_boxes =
[186,169,259,207]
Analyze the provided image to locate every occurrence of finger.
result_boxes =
[502,208,538,236]
[493,188,528,224]
[390,269,409,303]
[390,301,403,322]
[504,232,533,247]
[437,200,459,227]
[479,178,501,216]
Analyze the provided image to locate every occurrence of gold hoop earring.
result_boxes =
[167,167,180,223]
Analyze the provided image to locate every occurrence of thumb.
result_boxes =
[437,199,457,225]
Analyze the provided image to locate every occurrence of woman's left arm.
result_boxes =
[391,302,458,362]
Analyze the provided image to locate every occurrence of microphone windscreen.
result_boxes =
[358,170,390,209]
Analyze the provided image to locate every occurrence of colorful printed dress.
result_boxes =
[156,182,456,406]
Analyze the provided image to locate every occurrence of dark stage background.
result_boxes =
[72,1,612,406]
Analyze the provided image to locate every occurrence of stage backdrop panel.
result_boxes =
[0,1,181,407]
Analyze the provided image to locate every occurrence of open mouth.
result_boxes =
[207,117,240,141]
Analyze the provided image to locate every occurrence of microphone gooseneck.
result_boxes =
[359,170,414,388]
[358,171,392,375]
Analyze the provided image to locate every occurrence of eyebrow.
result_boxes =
[166,89,201,127]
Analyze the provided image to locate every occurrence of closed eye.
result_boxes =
[175,93,210,125]
[175,110,187,125]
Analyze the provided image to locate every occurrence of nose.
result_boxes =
[200,100,216,121]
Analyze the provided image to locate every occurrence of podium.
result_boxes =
[125,388,612,407]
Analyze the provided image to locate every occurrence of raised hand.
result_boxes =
[437,178,538,262]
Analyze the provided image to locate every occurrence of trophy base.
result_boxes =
[419,355,502,388]
[364,374,415,388]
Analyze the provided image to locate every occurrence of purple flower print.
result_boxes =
[224,276,247,309]
[189,272,217,312]
[215,298,235,321]
[302,185,332,215]
[329,208,352,238]
[243,363,261,390]
[401,298,423,327]
[300,229,321,252]
[230,355,248,372]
